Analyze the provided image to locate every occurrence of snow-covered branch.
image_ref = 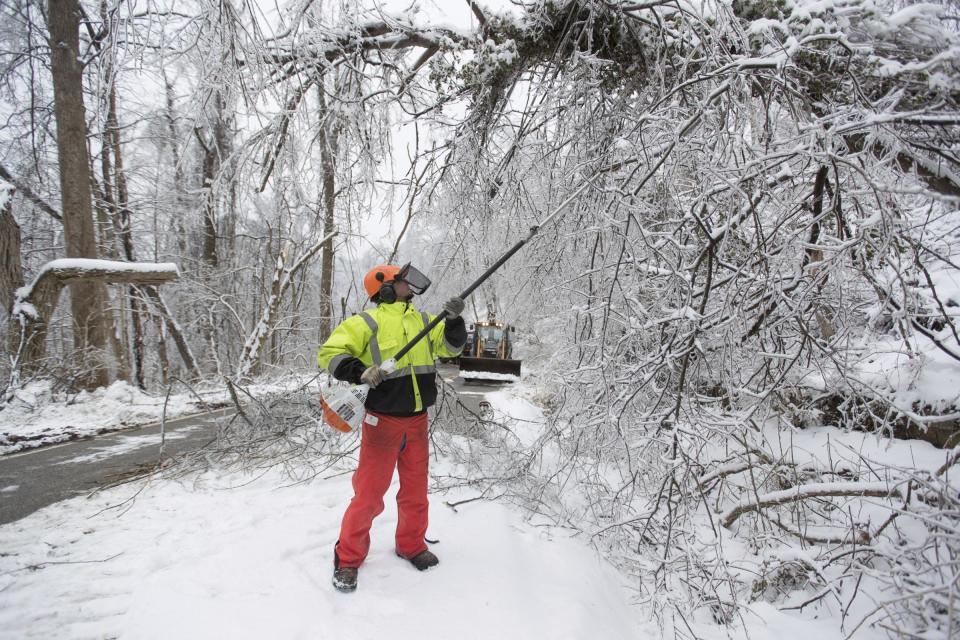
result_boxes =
[719,481,906,528]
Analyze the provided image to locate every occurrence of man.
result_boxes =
[317,263,466,593]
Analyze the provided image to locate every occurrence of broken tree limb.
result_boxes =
[10,259,179,377]
[719,481,906,529]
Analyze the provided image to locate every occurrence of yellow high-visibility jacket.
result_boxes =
[318,300,466,415]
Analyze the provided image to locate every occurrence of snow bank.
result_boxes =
[0,374,314,455]
[0,380,199,454]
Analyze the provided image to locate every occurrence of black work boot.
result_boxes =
[332,550,358,593]
[402,549,439,571]
[332,566,358,592]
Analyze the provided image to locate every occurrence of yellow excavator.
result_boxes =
[459,314,522,378]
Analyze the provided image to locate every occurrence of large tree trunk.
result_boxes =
[1,188,23,318]
[48,0,111,389]
[195,89,231,270]
[1,190,28,379]
[196,126,220,268]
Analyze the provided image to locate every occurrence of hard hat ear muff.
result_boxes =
[376,271,397,304]
[374,271,397,304]
[378,282,397,304]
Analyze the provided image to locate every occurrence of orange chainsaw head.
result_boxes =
[321,396,353,432]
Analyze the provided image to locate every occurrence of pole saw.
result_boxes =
[320,182,591,433]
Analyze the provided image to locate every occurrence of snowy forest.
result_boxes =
[2,0,960,637]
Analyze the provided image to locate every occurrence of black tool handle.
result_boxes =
[390,226,539,363]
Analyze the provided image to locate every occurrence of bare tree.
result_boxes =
[47,0,112,389]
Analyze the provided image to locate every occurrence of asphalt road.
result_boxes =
[439,363,495,415]
[0,408,233,525]
[0,365,508,525]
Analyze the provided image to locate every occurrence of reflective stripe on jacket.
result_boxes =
[317,301,466,415]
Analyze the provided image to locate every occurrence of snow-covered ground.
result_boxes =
[0,448,645,639]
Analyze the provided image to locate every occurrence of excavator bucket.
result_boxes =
[459,356,522,379]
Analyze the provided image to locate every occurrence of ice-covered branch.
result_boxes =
[719,481,906,528]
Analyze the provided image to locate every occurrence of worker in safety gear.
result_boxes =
[318,263,466,593]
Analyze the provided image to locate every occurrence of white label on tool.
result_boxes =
[364,414,379,427]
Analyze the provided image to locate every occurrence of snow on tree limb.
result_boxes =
[14,259,179,309]
[719,481,907,529]
[15,258,180,310]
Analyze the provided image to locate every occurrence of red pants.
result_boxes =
[334,410,430,568]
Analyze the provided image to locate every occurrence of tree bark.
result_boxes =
[1,191,28,375]
[163,74,187,255]
[103,52,145,389]
[0,189,23,318]
[195,127,220,268]
[317,79,337,342]
[155,312,170,386]
[48,0,111,389]
[194,88,231,269]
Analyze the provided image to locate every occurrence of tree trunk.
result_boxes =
[163,74,187,256]
[155,312,170,386]
[195,89,231,270]
[1,189,23,318]
[104,65,146,389]
[317,79,337,342]
[196,127,220,268]
[48,0,111,389]
[1,192,29,379]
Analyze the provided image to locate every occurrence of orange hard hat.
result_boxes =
[363,264,401,299]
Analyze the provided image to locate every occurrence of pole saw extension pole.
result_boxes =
[391,180,591,363]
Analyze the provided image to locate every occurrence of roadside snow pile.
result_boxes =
[0,374,316,455]
[0,460,644,639]
[0,380,199,455]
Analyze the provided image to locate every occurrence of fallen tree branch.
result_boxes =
[720,481,905,528]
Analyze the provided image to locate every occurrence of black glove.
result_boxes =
[360,365,384,387]
[442,296,465,319]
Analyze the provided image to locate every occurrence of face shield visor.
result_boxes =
[397,263,431,295]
